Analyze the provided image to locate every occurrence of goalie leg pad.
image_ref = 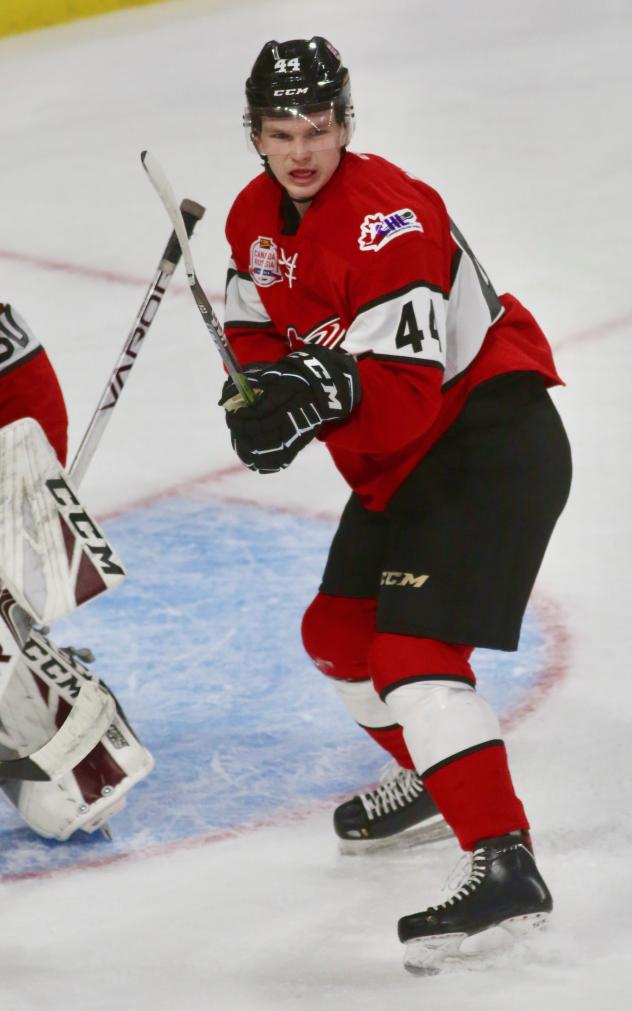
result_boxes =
[0,417,126,625]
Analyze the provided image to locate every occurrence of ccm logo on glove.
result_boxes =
[220,344,361,473]
[297,352,343,412]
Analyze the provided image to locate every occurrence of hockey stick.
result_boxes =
[140,150,257,408]
[70,197,206,486]
[0,210,204,780]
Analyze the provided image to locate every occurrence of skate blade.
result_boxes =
[403,912,551,976]
[338,815,453,856]
[404,933,466,975]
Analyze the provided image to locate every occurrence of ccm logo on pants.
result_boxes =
[380,572,429,588]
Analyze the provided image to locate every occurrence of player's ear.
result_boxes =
[339,122,350,148]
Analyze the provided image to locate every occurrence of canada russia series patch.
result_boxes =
[249,236,299,288]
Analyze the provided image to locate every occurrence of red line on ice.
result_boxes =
[7,257,615,886]
[553,310,632,352]
[2,243,628,346]
[0,804,336,884]
[0,493,572,886]
[0,247,223,303]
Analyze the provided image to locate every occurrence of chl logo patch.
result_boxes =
[380,571,429,588]
[358,208,423,252]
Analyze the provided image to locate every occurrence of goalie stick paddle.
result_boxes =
[69,196,206,486]
[140,150,257,408]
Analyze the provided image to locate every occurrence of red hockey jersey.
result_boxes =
[0,303,68,465]
[225,152,561,510]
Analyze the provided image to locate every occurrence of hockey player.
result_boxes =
[0,302,153,840]
[219,39,572,972]
[0,301,68,461]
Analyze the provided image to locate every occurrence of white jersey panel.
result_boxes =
[224,259,272,327]
[444,222,505,385]
[444,253,495,384]
[0,304,41,376]
[343,285,447,369]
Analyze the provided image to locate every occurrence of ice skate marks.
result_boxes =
[0,496,562,876]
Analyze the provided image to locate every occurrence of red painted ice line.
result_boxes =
[2,583,570,887]
[2,243,628,349]
[0,247,224,304]
[553,310,632,352]
[1,252,589,885]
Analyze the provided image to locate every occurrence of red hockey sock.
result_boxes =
[369,632,475,698]
[301,593,377,680]
[302,594,415,768]
[423,742,529,850]
[363,725,415,770]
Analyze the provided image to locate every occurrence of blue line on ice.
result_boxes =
[0,497,547,875]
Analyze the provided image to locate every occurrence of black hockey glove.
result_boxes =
[220,345,361,473]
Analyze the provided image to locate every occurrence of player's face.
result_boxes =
[256,111,345,203]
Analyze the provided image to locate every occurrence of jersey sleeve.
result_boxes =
[443,218,505,385]
[224,188,288,366]
[324,189,512,455]
[223,256,288,366]
[0,304,68,464]
[323,198,452,454]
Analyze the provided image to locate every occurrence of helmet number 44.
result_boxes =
[274,57,301,73]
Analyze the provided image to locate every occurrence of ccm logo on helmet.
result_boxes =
[273,88,309,96]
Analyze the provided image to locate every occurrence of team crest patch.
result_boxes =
[358,208,423,252]
[286,316,346,351]
[250,236,283,287]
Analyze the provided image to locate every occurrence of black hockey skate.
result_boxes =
[334,765,453,854]
[398,831,553,975]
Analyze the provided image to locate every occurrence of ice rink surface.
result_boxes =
[1,0,631,1006]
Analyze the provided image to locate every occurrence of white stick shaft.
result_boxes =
[69,264,173,487]
[69,196,205,487]
[141,151,196,283]
[141,151,257,406]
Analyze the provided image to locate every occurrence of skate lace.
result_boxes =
[431,848,488,910]
[361,765,424,820]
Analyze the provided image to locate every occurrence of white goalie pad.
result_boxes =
[0,417,126,625]
[0,639,154,840]
[0,592,115,780]
[0,591,22,690]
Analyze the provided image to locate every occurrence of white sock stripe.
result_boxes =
[386,682,501,775]
[333,679,396,729]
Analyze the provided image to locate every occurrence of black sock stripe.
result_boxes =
[422,739,504,780]
[356,721,400,732]
[379,673,475,702]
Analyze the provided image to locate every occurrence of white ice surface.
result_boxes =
[1,0,632,1006]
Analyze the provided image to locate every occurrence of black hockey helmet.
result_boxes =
[244,37,354,147]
